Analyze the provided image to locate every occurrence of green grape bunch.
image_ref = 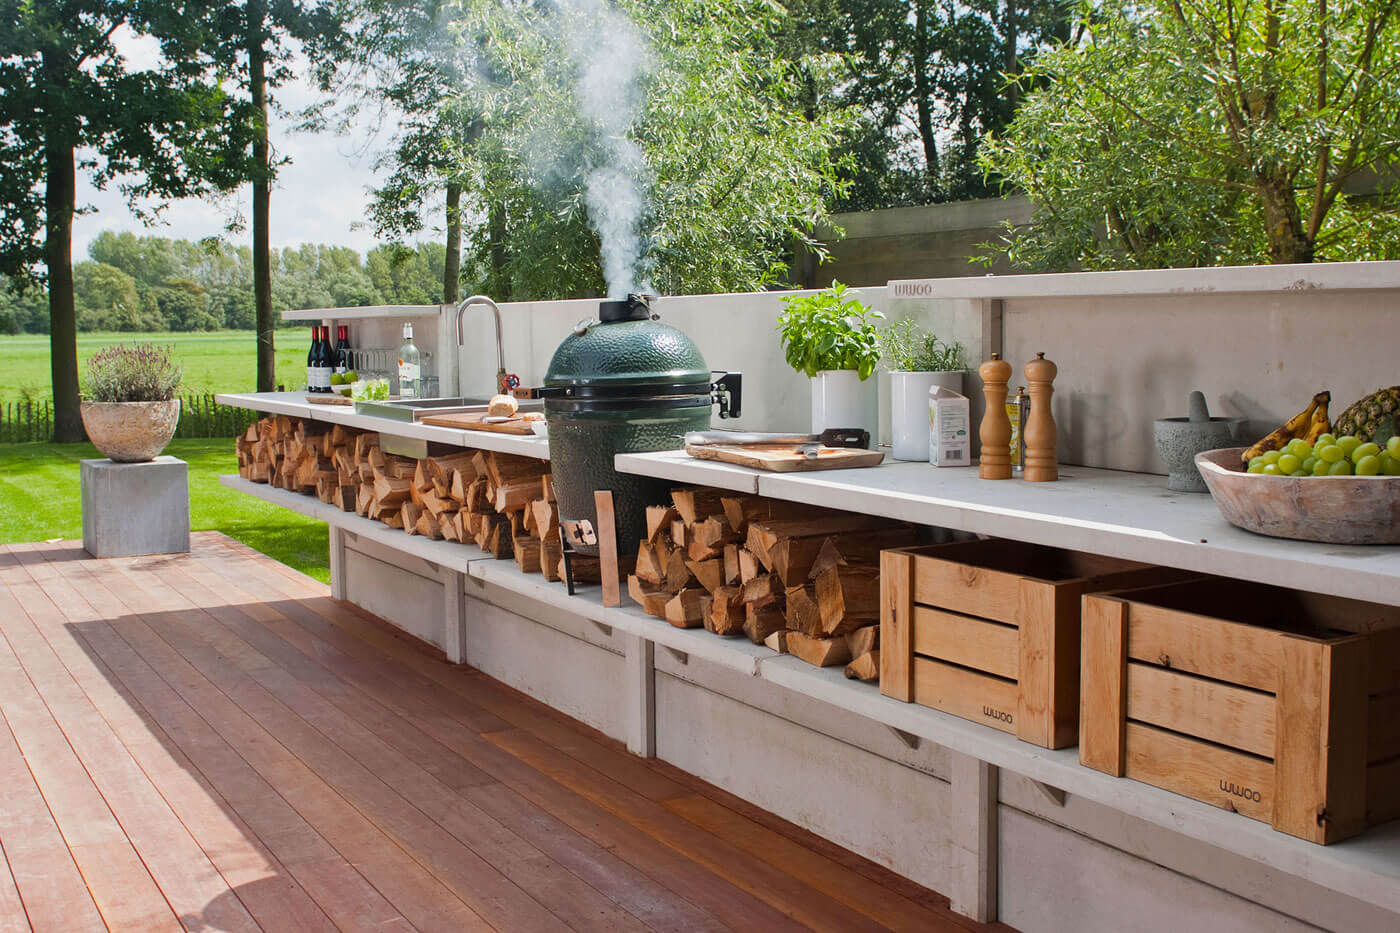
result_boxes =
[1246,435,1400,476]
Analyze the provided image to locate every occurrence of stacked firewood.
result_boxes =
[626,487,915,682]
[237,415,564,573]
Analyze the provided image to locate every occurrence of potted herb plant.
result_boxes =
[777,281,883,436]
[880,319,967,460]
[80,343,182,462]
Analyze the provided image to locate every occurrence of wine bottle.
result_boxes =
[335,325,350,375]
[306,326,319,392]
[313,326,333,393]
[397,323,420,399]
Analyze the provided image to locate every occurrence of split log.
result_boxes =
[561,554,602,584]
[665,589,707,628]
[646,505,679,543]
[844,650,880,682]
[664,549,693,593]
[531,498,559,540]
[373,475,411,507]
[723,544,741,585]
[767,526,918,586]
[493,478,539,514]
[786,631,852,668]
[720,495,821,535]
[685,558,723,594]
[671,519,686,547]
[383,511,405,530]
[764,630,789,654]
[740,573,781,609]
[513,535,541,573]
[846,624,879,660]
[541,536,563,582]
[814,563,881,636]
[784,585,824,635]
[704,587,745,636]
[671,488,725,526]
[416,511,443,540]
[628,575,669,617]
[738,548,762,584]
[635,542,666,586]
[400,502,423,535]
[743,605,786,645]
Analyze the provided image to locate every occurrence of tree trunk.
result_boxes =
[1258,174,1314,263]
[43,51,82,443]
[487,202,509,297]
[444,182,461,304]
[1003,0,1019,117]
[912,0,940,183]
[249,0,275,391]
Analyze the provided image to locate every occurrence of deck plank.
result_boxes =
[0,533,994,933]
[7,547,342,933]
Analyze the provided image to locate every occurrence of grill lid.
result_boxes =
[544,294,712,390]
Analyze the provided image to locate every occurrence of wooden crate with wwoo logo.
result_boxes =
[1080,577,1400,844]
[879,539,1182,749]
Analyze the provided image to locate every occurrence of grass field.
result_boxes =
[0,439,329,582]
[0,331,311,402]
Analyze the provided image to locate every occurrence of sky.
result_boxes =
[71,32,402,261]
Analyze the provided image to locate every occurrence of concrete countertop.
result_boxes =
[217,391,552,461]
[615,451,1400,606]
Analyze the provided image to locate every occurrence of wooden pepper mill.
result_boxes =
[1023,351,1058,482]
[978,353,1013,479]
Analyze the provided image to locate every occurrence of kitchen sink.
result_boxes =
[354,396,542,422]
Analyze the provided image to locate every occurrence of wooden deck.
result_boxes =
[0,532,1003,932]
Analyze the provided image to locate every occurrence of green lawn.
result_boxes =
[0,438,329,582]
[0,331,310,402]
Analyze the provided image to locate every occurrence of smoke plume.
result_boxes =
[560,0,650,297]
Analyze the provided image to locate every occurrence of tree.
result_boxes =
[365,242,445,304]
[0,1,245,440]
[200,0,346,389]
[450,0,850,299]
[324,0,474,304]
[785,0,1070,209]
[73,262,157,331]
[155,279,220,331]
[982,0,1400,269]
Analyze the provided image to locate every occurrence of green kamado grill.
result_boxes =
[526,294,741,559]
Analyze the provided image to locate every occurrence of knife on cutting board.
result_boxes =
[681,428,870,449]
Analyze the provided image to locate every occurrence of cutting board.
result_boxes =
[420,411,539,435]
[306,393,352,406]
[685,443,884,472]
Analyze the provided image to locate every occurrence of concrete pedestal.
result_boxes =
[81,456,190,558]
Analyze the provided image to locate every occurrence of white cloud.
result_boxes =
[72,32,402,260]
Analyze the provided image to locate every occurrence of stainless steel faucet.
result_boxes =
[454,294,509,395]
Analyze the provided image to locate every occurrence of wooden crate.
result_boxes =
[1081,577,1400,844]
[880,539,1182,748]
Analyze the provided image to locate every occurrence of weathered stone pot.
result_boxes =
[80,399,180,462]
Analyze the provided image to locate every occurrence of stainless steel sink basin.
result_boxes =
[354,396,541,422]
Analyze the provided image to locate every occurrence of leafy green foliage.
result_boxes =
[777,282,883,379]
[982,0,1400,269]
[448,0,850,299]
[879,318,966,372]
[84,343,182,402]
[786,0,1071,210]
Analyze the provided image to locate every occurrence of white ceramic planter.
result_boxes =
[811,370,878,438]
[889,370,965,460]
[80,399,181,462]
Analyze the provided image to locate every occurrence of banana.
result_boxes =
[1241,391,1330,464]
[1301,392,1331,444]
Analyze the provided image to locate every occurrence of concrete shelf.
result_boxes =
[615,451,1400,606]
[279,304,442,321]
[217,391,552,460]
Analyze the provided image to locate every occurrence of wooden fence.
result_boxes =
[0,393,259,444]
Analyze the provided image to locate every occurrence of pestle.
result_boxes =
[1188,390,1210,423]
[1153,390,1247,492]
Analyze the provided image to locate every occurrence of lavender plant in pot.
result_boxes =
[777,282,883,437]
[880,319,967,460]
[80,344,182,462]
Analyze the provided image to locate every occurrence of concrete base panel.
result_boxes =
[344,546,445,649]
[463,596,627,742]
[654,670,953,894]
[81,456,190,558]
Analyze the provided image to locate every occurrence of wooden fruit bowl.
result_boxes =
[1195,447,1400,545]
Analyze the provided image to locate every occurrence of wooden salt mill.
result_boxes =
[978,353,1013,479]
[1023,352,1058,482]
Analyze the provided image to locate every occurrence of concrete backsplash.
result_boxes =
[442,261,1400,475]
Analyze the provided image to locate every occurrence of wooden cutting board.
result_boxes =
[306,393,352,406]
[420,411,540,435]
[685,443,884,472]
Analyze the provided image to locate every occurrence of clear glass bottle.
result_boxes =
[397,322,421,399]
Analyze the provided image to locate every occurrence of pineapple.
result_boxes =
[1333,385,1400,445]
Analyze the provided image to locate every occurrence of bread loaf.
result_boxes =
[488,394,519,418]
